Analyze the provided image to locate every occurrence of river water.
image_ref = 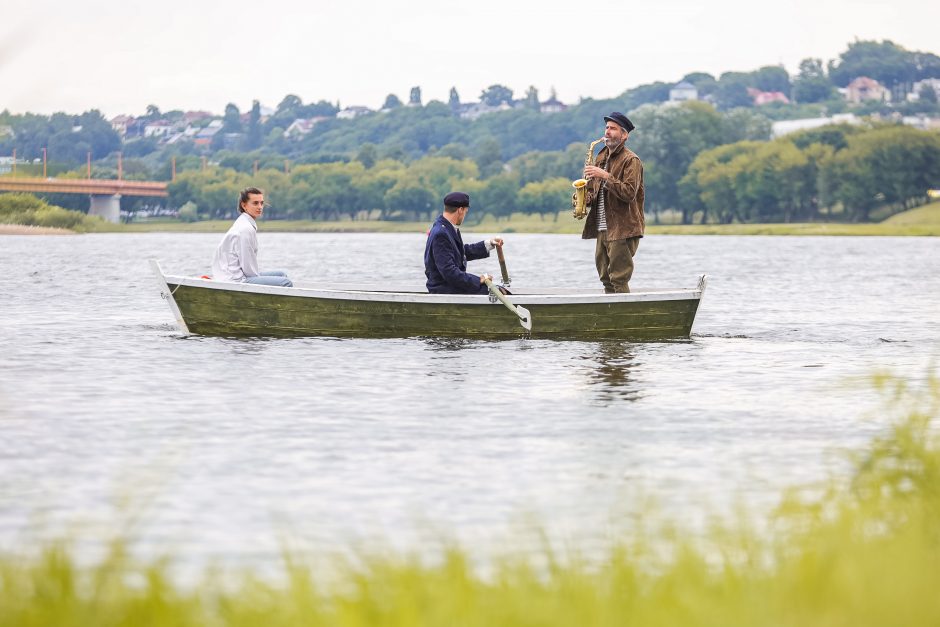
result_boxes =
[1,232,938,568]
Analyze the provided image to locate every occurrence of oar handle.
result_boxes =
[495,244,510,285]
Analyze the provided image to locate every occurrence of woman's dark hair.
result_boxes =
[238,187,264,212]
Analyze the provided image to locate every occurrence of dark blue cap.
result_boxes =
[604,112,635,132]
[443,191,470,208]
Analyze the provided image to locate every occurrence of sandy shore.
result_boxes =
[0,224,76,235]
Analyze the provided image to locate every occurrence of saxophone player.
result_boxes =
[581,112,645,293]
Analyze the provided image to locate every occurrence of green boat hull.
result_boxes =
[164,281,701,340]
[153,260,706,341]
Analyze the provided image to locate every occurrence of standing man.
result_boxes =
[580,112,645,293]
[211,187,293,287]
[424,192,504,294]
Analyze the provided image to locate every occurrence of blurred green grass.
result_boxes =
[1,373,938,626]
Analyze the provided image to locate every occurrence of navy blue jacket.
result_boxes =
[424,215,490,294]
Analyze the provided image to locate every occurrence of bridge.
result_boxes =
[0,177,168,223]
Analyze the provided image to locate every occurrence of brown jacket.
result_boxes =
[580,142,645,241]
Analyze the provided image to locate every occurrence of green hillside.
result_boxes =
[883,200,940,224]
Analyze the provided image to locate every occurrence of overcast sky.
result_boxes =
[3,0,938,118]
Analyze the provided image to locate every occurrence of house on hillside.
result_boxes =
[457,101,513,120]
[284,116,330,138]
[770,113,860,138]
[845,77,889,104]
[144,120,173,138]
[110,115,135,138]
[194,120,223,147]
[747,88,790,106]
[907,78,940,101]
[669,81,698,103]
[540,94,567,113]
[239,106,273,126]
[336,106,372,120]
[183,111,214,125]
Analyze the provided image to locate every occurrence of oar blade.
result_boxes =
[516,305,532,332]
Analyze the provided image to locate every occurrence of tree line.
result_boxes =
[163,119,940,224]
[2,39,939,223]
[680,124,940,223]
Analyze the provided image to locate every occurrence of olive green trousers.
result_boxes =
[594,232,640,293]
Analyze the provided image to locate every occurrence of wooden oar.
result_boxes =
[483,278,532,332]
[496,243,510,286]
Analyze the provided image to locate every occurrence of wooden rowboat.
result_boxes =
[151,260,707,340]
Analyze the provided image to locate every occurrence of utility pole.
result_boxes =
[42,147,47,178]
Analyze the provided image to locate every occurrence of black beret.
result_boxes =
[443,191,470,208]
[604,112,635,132]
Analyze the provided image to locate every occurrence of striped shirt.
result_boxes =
[596,188,607,232]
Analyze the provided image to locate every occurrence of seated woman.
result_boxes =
[211,187,292,287]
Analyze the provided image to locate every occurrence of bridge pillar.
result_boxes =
[89,194,122,223]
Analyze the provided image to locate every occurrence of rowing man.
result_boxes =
[424,192,504,294]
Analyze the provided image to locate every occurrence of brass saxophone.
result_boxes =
[571,137,606,219]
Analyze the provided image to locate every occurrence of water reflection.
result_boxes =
[421,337,479,352]
[582,341,642,403]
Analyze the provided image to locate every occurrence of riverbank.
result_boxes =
[9,200,939,236]
[86,206,940,236]
[0,224,76,235]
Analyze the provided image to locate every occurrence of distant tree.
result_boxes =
[525,86,540,111]
[475,136,503,177]
[246,100,262,149]
[681,72,717,97]
[144,104,161,121]
[629,101,728,218]
[828,39,915,88]
[788,123,860,152]
[448,87,460,111]
[792,58,835,103]
[356,142,377,168]
[919,84,938,104]
[481,84,513,106]
[517,177,569,219]
[301,100,339,117]
[384,179,435,220]
[122,136,159,158]
[911,51,940,80]
[178,201,198,222]
[714,80,753,110]
[223,103,242,133]
[275,95,303,117]
[752,65,791,94]
[622,82,672,108]
[409,86,422,106]
[474,173,519,219]
[383,94,403,109]
[438,142,467,160]
[76,110,121,159]
[721,108,772,143]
